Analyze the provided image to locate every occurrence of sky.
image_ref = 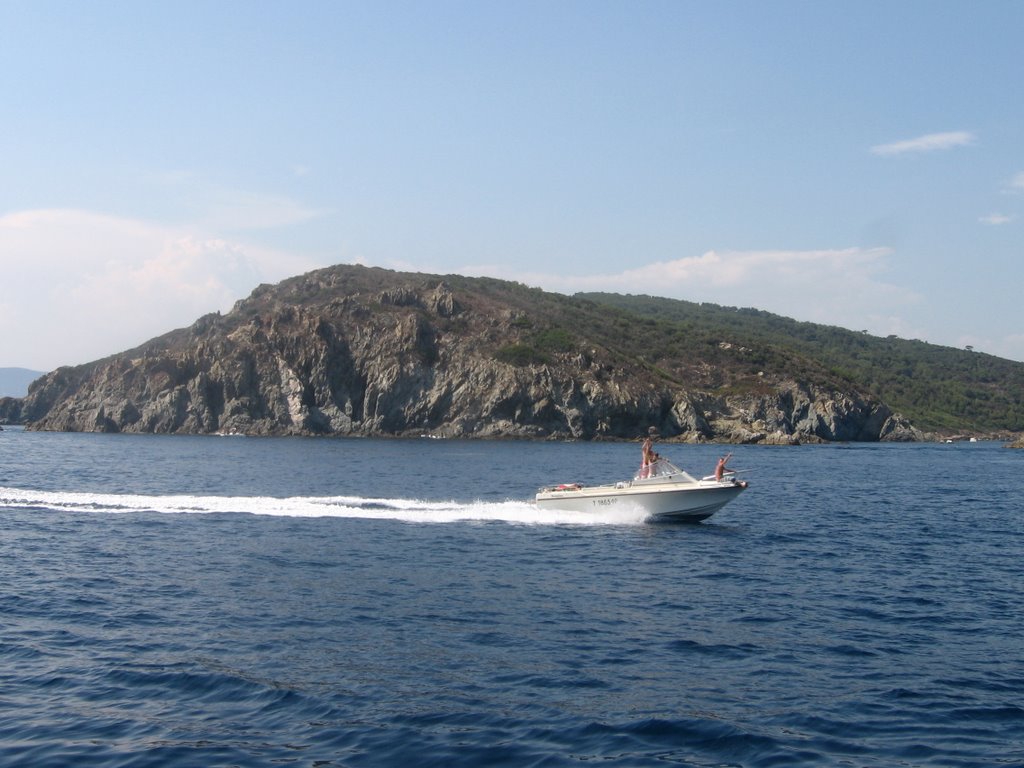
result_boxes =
[2,1,1022,371]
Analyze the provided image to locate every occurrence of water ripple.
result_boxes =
[1,435,1022,765]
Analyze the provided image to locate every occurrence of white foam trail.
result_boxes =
[0,486,648,526]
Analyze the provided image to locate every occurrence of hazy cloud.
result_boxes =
[149,172,322,230]
[1007,171,1024,192]
[460,246,921,342]
[870,131,975,156]
[0,209,320,370]
[979,213,1013,225]
[200,189,322,231]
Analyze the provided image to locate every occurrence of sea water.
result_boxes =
[0,428,1021,767]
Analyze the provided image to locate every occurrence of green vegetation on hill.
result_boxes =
[435,275,824,387]
[577,293,1024,433]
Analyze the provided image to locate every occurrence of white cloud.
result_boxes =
[0,209,321,370]
[870,131,975,156]
[460,246,921,340]
[1007,171,1024,192]
[954,330,1024,364]
[149,171,322,230]
[200,189,322,231]
[979,213,1013,225]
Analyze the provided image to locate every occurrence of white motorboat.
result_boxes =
[535,457,748,522]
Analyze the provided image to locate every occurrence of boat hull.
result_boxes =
[535,480,746,522]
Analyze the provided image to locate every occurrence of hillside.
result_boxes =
[579,293,1024,434]
[13,264,922,443]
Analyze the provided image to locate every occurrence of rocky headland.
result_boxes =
[12,265,922,443]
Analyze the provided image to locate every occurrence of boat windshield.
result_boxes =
[635,457,685,480]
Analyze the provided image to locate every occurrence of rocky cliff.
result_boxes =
[19,264,920,443]
[0,397,22,425]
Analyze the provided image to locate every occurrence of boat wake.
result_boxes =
[0,486,650,526]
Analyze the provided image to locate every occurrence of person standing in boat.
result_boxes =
[640,427,657,478]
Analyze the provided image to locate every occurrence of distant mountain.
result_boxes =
[13,265,926,443]
[0,368,45,398]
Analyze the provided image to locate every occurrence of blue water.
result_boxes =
[1,429,1021,767]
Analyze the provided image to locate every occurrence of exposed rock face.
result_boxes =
[1007,435,1024,449]
[0,397,22,424]
[19,265,921,443]
[701,383,919,444]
